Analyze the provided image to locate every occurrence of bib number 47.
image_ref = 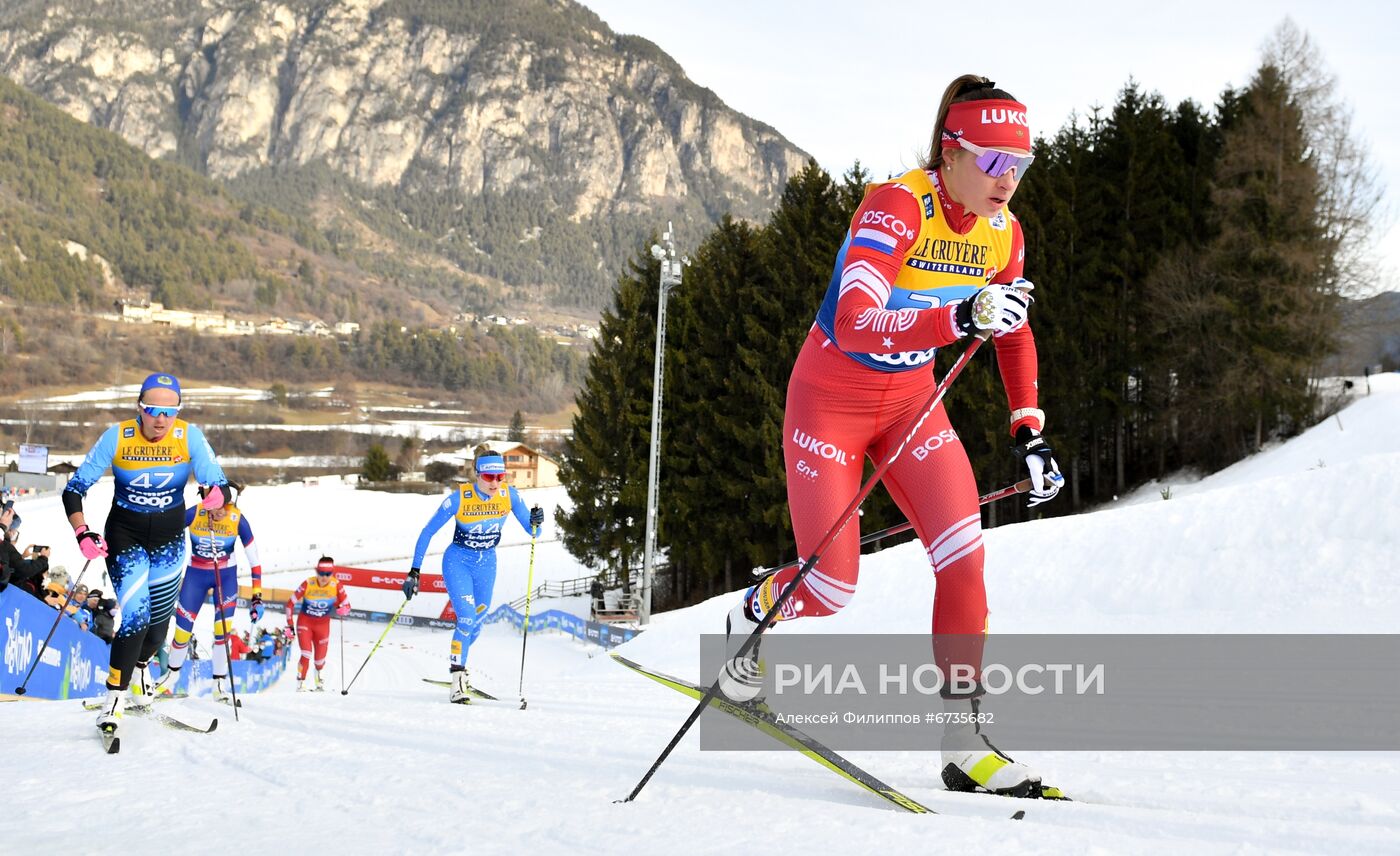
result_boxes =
[127,471,177,507]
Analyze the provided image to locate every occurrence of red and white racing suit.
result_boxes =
[753,166,1043,686]
[286,574,349,681]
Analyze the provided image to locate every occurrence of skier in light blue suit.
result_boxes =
[403,448,542,703]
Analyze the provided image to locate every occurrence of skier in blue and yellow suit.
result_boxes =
[64,372,232,731]
[403,448,542,703]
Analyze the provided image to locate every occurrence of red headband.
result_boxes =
[941,99,1031,151]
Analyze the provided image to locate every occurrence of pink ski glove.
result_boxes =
[335,603,352,617]
[75,525,109,559]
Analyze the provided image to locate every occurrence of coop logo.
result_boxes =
[858,210,915,240]
[981,108,1028,127]
[69,644,94,692]
[867,347,937,368]
[911,428,960,461]
[791,429,849,466]
[4,609,33,676]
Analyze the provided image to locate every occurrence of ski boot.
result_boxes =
[717,596,766,706]
[297,678,306,692]
[313,673,325,692]
[152,664,180,697]
[128,663,155,712]
[212,676,231,704]
[939,694,1066,799]
[450,669,472,705]
[95,688,124,731]
[95,688,124,753]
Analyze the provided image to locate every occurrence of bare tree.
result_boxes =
[1262,19,1386,299]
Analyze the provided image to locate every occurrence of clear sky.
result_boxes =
[579,0,1400,293]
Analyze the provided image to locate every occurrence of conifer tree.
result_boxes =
[1153,62,1327,467]
[556,250,662,584]
[660,216,767,600]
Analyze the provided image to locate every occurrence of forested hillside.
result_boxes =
[0,74,488,321]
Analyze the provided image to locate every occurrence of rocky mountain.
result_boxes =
[0,0,810,309]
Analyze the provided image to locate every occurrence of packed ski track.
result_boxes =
[3,376,1399,853]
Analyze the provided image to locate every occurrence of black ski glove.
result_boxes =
[403,568,420,600]
[1012,426,1065,507]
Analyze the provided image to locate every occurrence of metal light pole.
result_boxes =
[640,222,683,625]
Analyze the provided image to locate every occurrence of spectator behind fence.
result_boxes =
[87,589,117,642]
[71,600,93,632]
[45,565,71,592]
[42,581,62,606]
[1,506,49,597]
[42,573,81,616]
[589,578,605,620]
[244,630,271,663]
[227,631,251,661]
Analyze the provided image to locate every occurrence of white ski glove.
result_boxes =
[955,278,1034,338]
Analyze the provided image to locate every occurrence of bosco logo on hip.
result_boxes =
[911,428,960,461]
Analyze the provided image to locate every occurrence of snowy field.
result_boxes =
[10,381,569,442]
[3,376,1399,853]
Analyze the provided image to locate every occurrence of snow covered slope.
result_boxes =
[3,377,1399,853]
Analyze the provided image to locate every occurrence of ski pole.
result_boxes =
[750,478,1035,579]
[342,597,411,695]
[517,524,539,710]
[621,330,993,804]
[13,558,95,696]
[211,544,240,721]
[339,609,346,694]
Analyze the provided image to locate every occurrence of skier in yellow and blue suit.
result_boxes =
[403,449,542,703]
[63,372,232,733]
[162,496,262,699]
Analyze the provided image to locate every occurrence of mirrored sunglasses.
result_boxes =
[139,402,181,418]
[958,137,1034,180]
[479,472,506,482]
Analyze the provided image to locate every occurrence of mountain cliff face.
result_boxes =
[0,0,810,307]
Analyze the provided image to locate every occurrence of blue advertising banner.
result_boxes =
[1,586,292,700]
[155,649,291,697]
[285,600,642,650]
[482,604,640,649]
[1,586,110,700]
